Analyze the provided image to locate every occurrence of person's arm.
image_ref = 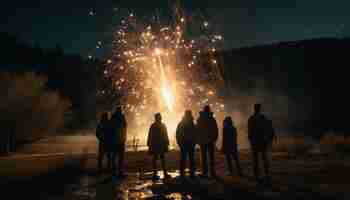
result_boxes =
[147,125,152,147]
[163,124,170,147]
[122,115,127,128]
[213,119,219,141]
[121,116,127,143]
[233,127,238,147]
[247,117,253,141]
[175,123,181,146]
[270,121,276,142]
[221,127,226,153]
[96,124,102,141]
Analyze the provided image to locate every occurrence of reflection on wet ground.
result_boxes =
[69,162,343,200]
[66,174,96,199]
[34,168,337,200]
[113,170,196,200]
[107,170,295,200]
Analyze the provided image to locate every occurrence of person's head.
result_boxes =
[184,110,193,121]
[203,105,211,113]
[155,113,162,122]
[115,106,122,114]
[254,103,261,114]
[198,111,203,118]
[223,116,233,127]
[101,112,108,122]
[112,106,122,118]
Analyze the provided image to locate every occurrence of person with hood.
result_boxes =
[147,113,171,180]
[176,110,197,178]
[196,105,219,178]
[96,112,110,173]
[222,116,242,176]
[107,106,127,177]
[248,103,274,183]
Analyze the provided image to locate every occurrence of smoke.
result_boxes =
[219,78,311,149]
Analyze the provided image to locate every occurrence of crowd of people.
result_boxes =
[96,103,275,183]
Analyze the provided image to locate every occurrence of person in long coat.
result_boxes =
[107,106,127,177]
[96,112,110,173]
[196,105,218,178]
[248,103,275,183]
[147,113,171,180]
[222,116,242,176]
[176,110,196,178]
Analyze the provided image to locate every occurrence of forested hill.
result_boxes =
[218,38,350,136]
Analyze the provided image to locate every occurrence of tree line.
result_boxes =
[0,32,100,153]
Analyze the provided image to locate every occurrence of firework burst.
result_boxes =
[102,9,226,144]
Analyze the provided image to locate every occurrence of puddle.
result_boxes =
[65,169,266,200]
[166,192,193,200]
[66,174,96,199]
[112,170,195,200]
[140,170,181,180]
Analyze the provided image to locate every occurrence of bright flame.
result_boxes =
[155,48,175,112]
[161,83,175,112]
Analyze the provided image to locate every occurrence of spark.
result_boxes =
[104,9,225,145]
[214,35,223,40]
[154,48,162,56]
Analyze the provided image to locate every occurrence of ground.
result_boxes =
[1,135,350,200]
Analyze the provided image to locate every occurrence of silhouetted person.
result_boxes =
[96,112,110,173]
[248,103,275,183]
[147,113,171,180]
[222,116,242,176]
[176,110,196,178]
[9,128,15,152]
[108,106,127,177]
[196,105,218,178]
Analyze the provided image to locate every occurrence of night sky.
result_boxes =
[1,0,349,57]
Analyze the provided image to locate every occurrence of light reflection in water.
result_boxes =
[113,171,194,200]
